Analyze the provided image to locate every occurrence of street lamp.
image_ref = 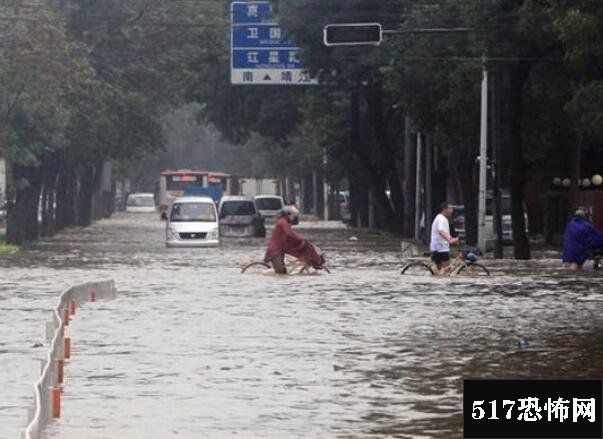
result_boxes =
[562,178,571,188]
[552,177,562,187]
[592,174,603,187]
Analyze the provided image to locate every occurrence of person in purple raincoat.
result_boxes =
[562,209,603,270]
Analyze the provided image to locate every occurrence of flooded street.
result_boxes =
[2,213,603,438]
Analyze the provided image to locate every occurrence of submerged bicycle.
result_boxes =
[400,247,490,276]
[241,256,331,274]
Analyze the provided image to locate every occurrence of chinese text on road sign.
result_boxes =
[231,1,318,85]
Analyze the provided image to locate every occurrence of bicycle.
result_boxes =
[590,250,602,270]
[400,247,490,276]
[241,256,331,274]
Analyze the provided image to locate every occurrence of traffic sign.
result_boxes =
[231,1,318,85]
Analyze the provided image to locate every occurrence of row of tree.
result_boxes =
[187,0,603,259]
[1,0,602,259]
[0,0,225,243]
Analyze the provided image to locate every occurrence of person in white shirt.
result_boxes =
[430,202,459,271]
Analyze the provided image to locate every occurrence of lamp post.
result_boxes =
[477,56,489,254]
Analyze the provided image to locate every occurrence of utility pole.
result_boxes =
[312,172,318,216]
[414,132,423,241]
[323,150,329,221]
[425,134,433,242]
[403,116,415,238]
[491,70,504,258]
[477,57,489,254]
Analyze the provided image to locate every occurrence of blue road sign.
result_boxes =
[231,1,272,24]
[232,24,295,48]
[230,1,317,85]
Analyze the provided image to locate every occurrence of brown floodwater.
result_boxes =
[1,213,602,438]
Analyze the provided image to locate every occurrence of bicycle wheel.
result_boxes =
[456,262,490,276]
[299,265,331,274]
[298,263,311,274]
[400,262,435,276]
[241,261,271,274]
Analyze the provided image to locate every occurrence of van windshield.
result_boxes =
[221,201,256,216]
[170,203,216,222]
[127,196,155,207]
[255,198,282,211]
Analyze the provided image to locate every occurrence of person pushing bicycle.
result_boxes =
[264,206,325,274]
[430,202,460,273]
[562,208,603,271]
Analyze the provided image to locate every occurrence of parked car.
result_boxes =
[254,195,284,222]
[166,196,219,247]
[218,196,266,237]
[126,193,156,213]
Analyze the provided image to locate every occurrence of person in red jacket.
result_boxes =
[264,206,325,274]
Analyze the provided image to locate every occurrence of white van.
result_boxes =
[218,196,266,237]
[254,195,284,222]
[126,193,156,213]
[166,196,219,247]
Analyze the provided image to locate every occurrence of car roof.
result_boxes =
[129,193,154,197]
[254,195,283,199]
[221,196,254,202]
[172,196,215,204]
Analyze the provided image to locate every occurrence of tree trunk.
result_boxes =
[502,63,531,259]
[302,174,313,215]
[335,183,341,219]
[56,167,77,229]
[312,172,318,215]
[403,115,415,238]
[6,165,42,244]
[77,165,98,227]
[568,131,582,214]
[388,172,405,234]
[41,167,57,237]
[365,80,405,234]
[40,177,50,237]
[459,166,478,246]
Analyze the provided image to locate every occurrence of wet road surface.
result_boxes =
[1,213,602,438]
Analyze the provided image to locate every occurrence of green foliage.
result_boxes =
[566,81,603,140]
[1,0,602,240]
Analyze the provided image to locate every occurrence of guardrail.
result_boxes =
[23,280,117,439]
